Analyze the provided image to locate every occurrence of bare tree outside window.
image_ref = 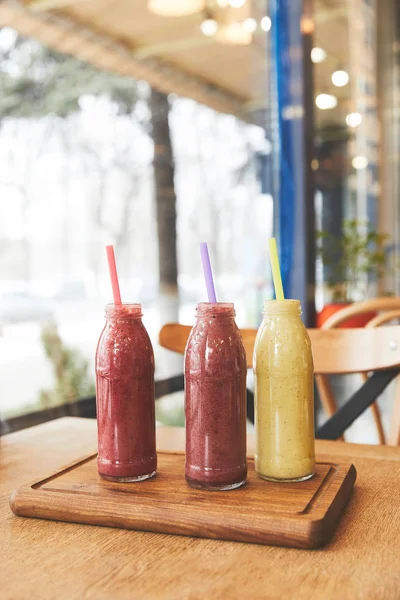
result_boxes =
[0,29,271,421]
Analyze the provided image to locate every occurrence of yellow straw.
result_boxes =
[268,238,285,301]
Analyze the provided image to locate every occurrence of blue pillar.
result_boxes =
[270,0,316,325]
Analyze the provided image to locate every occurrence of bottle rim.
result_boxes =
[105,303,143,319]
[196,302,235,317]
[262,299,301,315]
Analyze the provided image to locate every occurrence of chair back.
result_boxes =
[317,298,400,444]
[321,297,400,329]
[159,324,256,369]
[159,322,400,443]
[159,323,400,375]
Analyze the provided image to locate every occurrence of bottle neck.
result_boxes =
[105,303,143,321]
[262,299,302,319]
[196,302,235,321]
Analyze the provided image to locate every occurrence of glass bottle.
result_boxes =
[185,302,247,490]
[95,303,157,482]
[253,299,315,482]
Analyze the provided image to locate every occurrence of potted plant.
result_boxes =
[316,219,390,327]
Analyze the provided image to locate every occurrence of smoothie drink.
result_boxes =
[253,300,315,482]
[95,303,157,482]
[185,303,247,490]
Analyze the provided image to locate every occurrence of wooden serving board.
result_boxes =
[10,452,356,549]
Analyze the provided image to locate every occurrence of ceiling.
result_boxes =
[0,0,354,128]
[0,0,269,122]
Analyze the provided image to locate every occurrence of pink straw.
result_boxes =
[200,242,217,303]
[105,245,122,305]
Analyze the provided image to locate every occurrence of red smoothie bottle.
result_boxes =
[95,303,157,482]
[185,302,247,490]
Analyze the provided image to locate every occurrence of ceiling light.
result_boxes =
[214,22,252,45]
[201,18,218,37]
[346,112,363,128]
[331,69,349,87]
[228,0,246,7]
[260,16,271,32]
[315,93,337,110]
[301,17,314,34]
[311,47,326,63]
[148,0,205,17]
[243,17,257,32]
[352,156,368,170]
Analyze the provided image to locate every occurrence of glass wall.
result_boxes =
[0,2,272,422]
[314,0,400,309]
[314,0,376,309]
[313,0,400,442]
[377,0,400,296]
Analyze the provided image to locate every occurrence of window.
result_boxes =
[0,20,272,421]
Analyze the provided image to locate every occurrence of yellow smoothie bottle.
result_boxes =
[253,299,315,482]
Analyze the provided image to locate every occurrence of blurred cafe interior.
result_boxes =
[0,0,400,445]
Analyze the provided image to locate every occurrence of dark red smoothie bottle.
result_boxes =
[95,303,157,482]
[185,302,247,490]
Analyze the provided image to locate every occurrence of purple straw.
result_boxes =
[200,242,217,303]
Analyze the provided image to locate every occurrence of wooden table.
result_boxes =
[2,418,400,599]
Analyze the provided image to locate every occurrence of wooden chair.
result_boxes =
[320,297,400,329]
[364,311,400,445]
[317,298,400,444]
[159,323,400,442]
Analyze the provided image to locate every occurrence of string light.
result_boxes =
[260,16,271,32]
[311,159,319,171]
[311,47,326,63]
[315,93,337,110]
[214,22,252,45]
[228,0,246,7]
[243,17,257,32]
[201,18,218,36]
[352,156,368,170]
[332,69,349,87]
[346,112,362,128]
[148,0,204,17]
